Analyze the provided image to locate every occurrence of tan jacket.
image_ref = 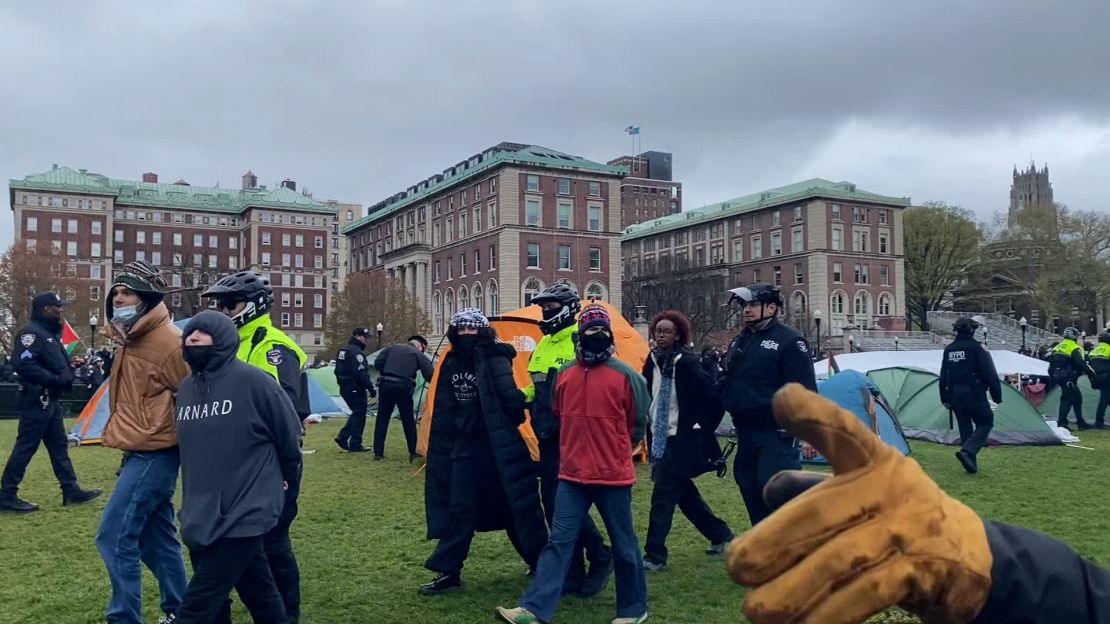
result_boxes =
[102,303,190,451]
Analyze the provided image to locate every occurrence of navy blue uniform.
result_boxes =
[334,339,377,450]
[1,319,80,497]
[719,318,817,525]
[940,336,1001,459]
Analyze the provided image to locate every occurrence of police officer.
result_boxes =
[1087,331,1110,429]
[940,317,1002,474]
[334,327,377,452]
[201,271,307,623]
[1048,327,1095,430]
[0,292,102,513]
[718,283,817,526]
[373,335,434,462]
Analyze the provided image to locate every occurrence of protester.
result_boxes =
[520,282,613,596]
[940,317,1002,474]
[373,334,434,461]
[727,383,1110,624]
[496,304,650,624]
[174,311,302,624]
[0,291,101,513]
[333,327,377,452]
[420,309,548,595]
[95,262,190,624]
[201,270,308,622]
[718,283,817,526]
[642,311,733,572]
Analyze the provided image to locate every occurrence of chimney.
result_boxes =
[242,170,258,190]
[142,172,158,183]
[280,178,297,192]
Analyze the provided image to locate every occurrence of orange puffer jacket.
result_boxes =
[103,303,190,451]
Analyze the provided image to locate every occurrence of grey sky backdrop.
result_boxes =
[2,0,1109,247]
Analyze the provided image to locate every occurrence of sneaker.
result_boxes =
[0,496,39,513]
[612,614,649,624]
[333,437,350,451]
[955,450,977,474]
[62,487,103,506]
[158,613,177,624]
[705,539,732,556]
[418,572,461,595]
[579,557,614,597]
[494,606,543,624]
[642,559,667,572]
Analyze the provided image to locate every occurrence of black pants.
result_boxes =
[425,431,529,574]
[1097,388,1110,426]
[644,462,733,565]
[374,381,416,458]
[1058,382,1089,427]
[733,429,801,527]
[537,436,612,581]
[179,535,287,624]
[0,401,78,497]
[951,386,994,457]
[336,390,369,449]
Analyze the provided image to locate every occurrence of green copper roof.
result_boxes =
[343,143,627,234]
[10,166,333,214]
[621,178,911,241]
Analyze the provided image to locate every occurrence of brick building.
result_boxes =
[323,200,362,292]
[621,178,910,339]
[608,151,682,229]
[344,142,626,336]
[9,165,338,356]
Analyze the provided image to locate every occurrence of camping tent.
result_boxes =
[1040,376,1101,421]
[415,300,650,460]
[815,350,1048,380]
[865,366,1060,446]
[809,370,910,462]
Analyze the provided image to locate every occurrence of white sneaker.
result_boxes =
[158,614,177,624]
[612,614,648,624]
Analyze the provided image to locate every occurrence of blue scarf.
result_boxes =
[651,349,676,461]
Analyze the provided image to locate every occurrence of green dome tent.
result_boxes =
[866,366,1060,446]
[1040,377,1101,422]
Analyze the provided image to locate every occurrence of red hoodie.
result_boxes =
[552,356,650,486]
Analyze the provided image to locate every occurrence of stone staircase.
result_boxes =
[926,311,1061,351]
[852,330,945,352]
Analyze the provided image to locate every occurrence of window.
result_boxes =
[207,235,217,248]
[523,277,543,305]
[282,233,291,246]
[732,239,743,262]
[833,262,843,283]
[331,252,339,264]
[295,234,303,247]
[585,282,605,301]
[151,251,161,265]
[331,237,338,249]
[25,239,36,250]
[791,292,807,316]
[67,241,77,257]
[558,245,572,270]
[751,235,763,259]
[771,232,782,256]
[294,293,303,307]
[557,178,571,195]
[879,210,888,225]
[26,216,37,232]
[831,291,845,314]
[794,206,803,221]
[91,220,102,236]
[488,281,499,313]
[878,293,892,316]
[589,247,602,271]
[433,221,441,246]
[314,256,323,269]
[281,313,290,327]
[881,265,890,286]
[52,218,62,233]
[773,266,782,287]
[282,274,291,287]
[314,314,323,327]
[831,204,842,220]
[474,207,482,233]
[526,175,540,192]
[136,231,146,244]
[262,252,271,265]
[192,253,202,267]
[831,227,843,251]
[314,294,323,307]
[490,177,498,195]
[193,234,203,247]
[282,292,291,307]
[282,253,291,267]
[115,230,124,243]
[445,217,453,243]
[526,200,541,226]
[89,264,101,279]
[854,263,869,284]
[295,274,304,287]
[229,257,238,269]
[794,263,804,284]
[90,285,101,302]
[489,245,496,270]
[460,211,468,237]
[879,232,889,254]
[587,205,602,231]
[474,250,481,272]
[772,212,781,227]
[488,201,498,227]
[447,258,454,279]
[792,228,804,253]
[66,219,77,234]
[114,249,124,262]
[557,202,572,228]
[295,254,304,268]
[262,232,271,245]
[854,230,869,253]
[229,237,238,250]
[854,292,871,316]
[208,255,217,269]
[588,181,601,197]
[527,243,540,268]
[149,231,161,245]
[136,250,146,262]
[435,261,441,282]
[458,286,468,312]
[460,253,467,276]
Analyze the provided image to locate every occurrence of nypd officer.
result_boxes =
[334,327,377,452]
[718,283,817,526]
[939,317,1002,474]
[0,292,102,513]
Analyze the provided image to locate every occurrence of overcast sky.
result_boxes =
[2,0,1109,246]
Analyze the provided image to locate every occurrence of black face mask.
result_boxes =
[454,335,479,351]
[580,332,614,354]
[183,345,217,372]
[541,307,561,321]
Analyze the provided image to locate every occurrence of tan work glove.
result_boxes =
[725,383,993,624]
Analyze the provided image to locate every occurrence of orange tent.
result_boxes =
[416,300,650,461]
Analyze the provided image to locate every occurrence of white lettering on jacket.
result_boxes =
[760,340,780,351]
[176,400,234,421]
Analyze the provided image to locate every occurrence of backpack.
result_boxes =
[1048,355,1073,384]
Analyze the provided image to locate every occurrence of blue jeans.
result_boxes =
[95,448,188,623]
[520,480,647,622]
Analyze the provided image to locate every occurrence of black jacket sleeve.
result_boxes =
[256,376,304,486]
[487,350,526,426]
[685,358,725,432]
[373,346,390,373]
[355,356,375,394]
[418,352,434,383]
[782,336,818,392]
[977,346,1003,403]
[1074,349,1097,379]
[939,348,953,405]
[973,520,1110,623]
[271,345,310,419]
[11,336,70,389]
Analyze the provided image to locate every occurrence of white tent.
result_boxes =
[814,350,1048,380]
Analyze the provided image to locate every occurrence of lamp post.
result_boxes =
[894,336,899,352]
[813,310,822,360]
[376,322,384,349]
[89,314,98,350]
[1020,316,1028,352]
[848,334,855,354]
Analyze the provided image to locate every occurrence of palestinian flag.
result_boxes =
[62,320,83,355]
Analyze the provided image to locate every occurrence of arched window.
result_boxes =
[472,283,483,312]
[523,277,544,307]
[831,291,845,314]
[433,291,443,335]
[445,288,456,322]
[458,286,469,312]
[584,280,606,302]
[488,280,499,315]
[854,291,871,316]
[790,291,807,315]
[878,292,893,316]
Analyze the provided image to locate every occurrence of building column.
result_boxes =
[415,261,427,312]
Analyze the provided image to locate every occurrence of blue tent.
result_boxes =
[808,370,911,463]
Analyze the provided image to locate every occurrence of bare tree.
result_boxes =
[0,241,94,352]
[323,271,431,358]
[622,255,732,346]
[904,202,983,330]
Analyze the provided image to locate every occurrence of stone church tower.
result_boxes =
[1008,161,1053,228]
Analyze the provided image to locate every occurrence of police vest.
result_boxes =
[1052,340,1084,359]
[1090,342,1110,360]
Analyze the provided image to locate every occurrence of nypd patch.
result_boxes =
[338,350,347,360]
[356,354,365,363]
[797,340,808,353]
[266,348,283,366]
[20,334,35,347]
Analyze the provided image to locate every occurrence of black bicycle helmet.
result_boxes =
[1099,332,1110,344]
[531,281,581,335]
[1063,327,1081,340]
[201,270,274,328]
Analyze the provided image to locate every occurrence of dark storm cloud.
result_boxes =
[2,0,1109,244]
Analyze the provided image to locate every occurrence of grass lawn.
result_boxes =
[1,416,1109,623]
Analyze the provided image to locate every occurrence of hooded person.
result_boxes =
[420,308,548,595]
[94,261,191,624]
[174,311,303,624]
[0,291,101,513]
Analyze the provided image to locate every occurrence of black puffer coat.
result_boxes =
[424,340,547,564]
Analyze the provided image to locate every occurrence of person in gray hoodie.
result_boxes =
[174,311,302,624]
